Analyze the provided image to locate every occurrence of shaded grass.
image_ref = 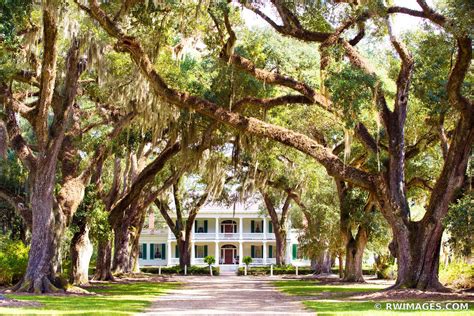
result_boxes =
[0,281,179,315]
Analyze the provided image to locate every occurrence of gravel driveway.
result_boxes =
[141,275,313,315]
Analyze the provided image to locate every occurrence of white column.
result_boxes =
[263,241,267,265]
[215,241,219,265]
[239,217,243,239]
[263,217,267,240]
[239,241,243,266]
[286,241,292,264]
[191,241,195,265]
[167,241,172,266]
[215,217,219,240]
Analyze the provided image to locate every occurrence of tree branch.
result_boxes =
[80,0,375,190]
[36,1,59,149]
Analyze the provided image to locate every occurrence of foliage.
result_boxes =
[373,253,396,280]
[237,265,313,276]
[444,193,474,259]
[2,281,179,315]
[141,265,220,276]
[204,255,215,266]
[0,236,29,285]
[439,260,474,290]
[242,256,252,267]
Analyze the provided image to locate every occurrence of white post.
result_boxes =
[263,242,267,265]
[239,242,243,266]
[270,264,273,277]
[296,265,299,276]
[184,264,187,275]
[263,217,267,240]
[191,241,195,265]
[167,241,172,266]
[215,241,219,265]
[245,265,247,276]
[215,217,219,240]
[159,266,161,275]
[239,217,243,240]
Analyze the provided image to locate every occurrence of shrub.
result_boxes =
[237,265,314,276]
[440,260,474,289]
[242,256,252,267]
[141,265,220,276]
[204,256,215,266]
[0,237,29,285]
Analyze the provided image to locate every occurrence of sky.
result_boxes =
[240,0,429,35]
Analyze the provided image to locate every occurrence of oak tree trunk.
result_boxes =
[343,226,368,282]
[313,249,332,274]
[14,163,61,293]
[69,223,93,285]
[274,228,287,265]
[94,238,114,281]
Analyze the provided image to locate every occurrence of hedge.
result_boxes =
[141,265,220,276]
[330,267,376,275]
[237,265,314,276]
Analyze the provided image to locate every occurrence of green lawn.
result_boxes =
[0,281,179,315]
[273,280,386,296]
[274,280,474,316]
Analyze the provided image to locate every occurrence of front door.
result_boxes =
[224,249,233,264]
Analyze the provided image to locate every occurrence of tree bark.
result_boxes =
[343,227,368,282]
[14,161,61,293]
[69,223,93,285]
[94,238,114,281]
[313,249,332,274]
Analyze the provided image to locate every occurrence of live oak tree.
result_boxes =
[78,0,472,290]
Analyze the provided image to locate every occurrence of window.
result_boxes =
[251,245,263,258]
[139,243,147,259]
[195,220,208,233]
[195,245,208,258]
[251,220,264,233]
[151,244,166,259]
[292,244,305,260]
[221,220,237,233]
[268,245,274,258]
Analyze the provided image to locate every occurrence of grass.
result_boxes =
[273,280,386,296]
[0,281,179,315]
[273,280,474,315]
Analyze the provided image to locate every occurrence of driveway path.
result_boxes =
[141,275,313,315]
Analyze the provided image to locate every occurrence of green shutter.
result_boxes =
[150,244,155,259]
[175,245,180,258]
[195,220,198,233]
[251,220,255,233]
[292,244,297,260]
[195,245,197,257]
[269,245,273,258]
[251,245,255,258]
[204,245,208,257]
[269,221,273,233]
[143,243,147,260]
[261,221,264,232]
[204,220,208,233]
[161,244,166,259]
[261,245,264,258]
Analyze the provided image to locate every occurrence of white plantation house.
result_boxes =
[138,203,310,271]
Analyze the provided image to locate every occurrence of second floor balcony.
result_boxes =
[167,218,280,241]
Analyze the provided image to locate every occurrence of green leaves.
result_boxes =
[325,64,376,129]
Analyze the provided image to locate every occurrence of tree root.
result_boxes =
[12,276,63,294]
